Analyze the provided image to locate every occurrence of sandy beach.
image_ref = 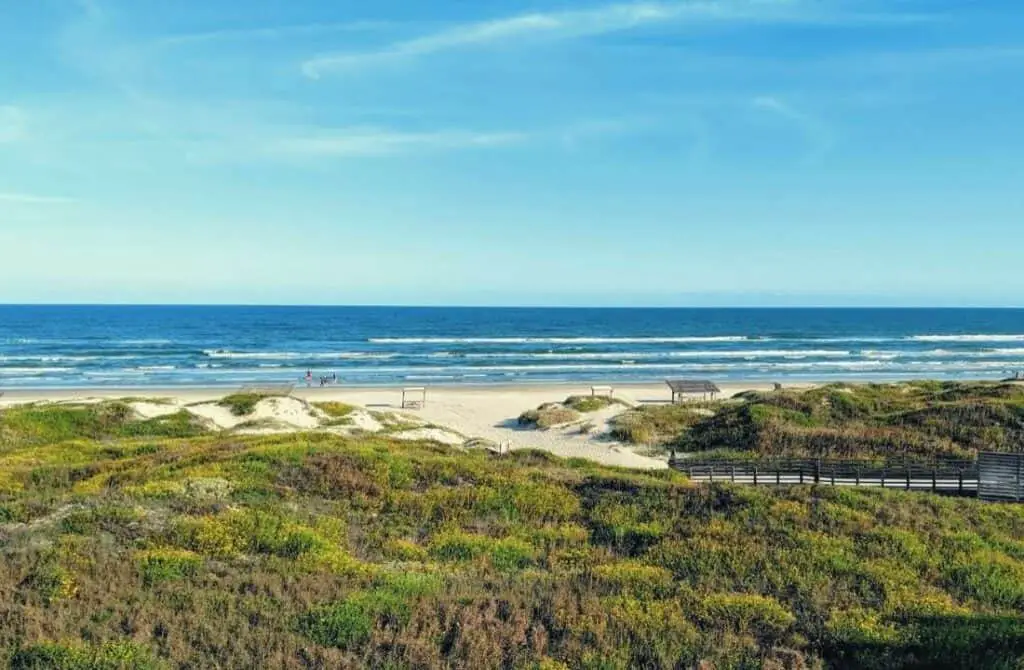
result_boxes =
[0,382,796,470]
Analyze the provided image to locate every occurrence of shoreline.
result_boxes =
[1,379,824,405]
[0,376,1012,402]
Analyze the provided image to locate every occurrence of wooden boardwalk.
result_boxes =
[670,456,980,495]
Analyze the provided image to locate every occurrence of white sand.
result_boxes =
[130,401,182,419]
[187,397,324,431]
[0,382,797,470]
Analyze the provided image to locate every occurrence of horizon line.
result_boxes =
[1,303,1023,310]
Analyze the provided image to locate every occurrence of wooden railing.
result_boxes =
[670,456,979,495]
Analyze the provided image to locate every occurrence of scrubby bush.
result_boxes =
[136,549,202,586]
[610,404,705,445]
[563,395,617,413]
[10,641,164,670]
[218,393,270,416]
[518,403,581,429]
[673,383,1024,460]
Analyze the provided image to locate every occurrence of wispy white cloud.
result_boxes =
[0,193,76,205]
[156,21,390,47]
[302,1,937,77]
[302,2,736,76]
[752,95,834,162]
[271,127,528,158]
[0,106,28,143]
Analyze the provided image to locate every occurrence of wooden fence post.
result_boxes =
[814,459,821,484]
[958,468,964,496]
[1018,456,1023,503]
[855,464,861,487]
[753,466,758,486]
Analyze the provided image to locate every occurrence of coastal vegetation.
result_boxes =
[313,402,356,420]
[611,404,707,448]
[2,391,1024,667]
[519,395,621,430]
[519,404,581,429]
[563,395,621,413]
[217,393,278,417]
[615,382,1024,461]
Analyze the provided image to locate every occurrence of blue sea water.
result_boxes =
[1,306,1024,389]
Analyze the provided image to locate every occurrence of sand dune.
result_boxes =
[1,382,790,469]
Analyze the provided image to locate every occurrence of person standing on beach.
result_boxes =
[305,370,313,387]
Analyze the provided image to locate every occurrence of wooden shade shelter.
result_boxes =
[667,379,721,403]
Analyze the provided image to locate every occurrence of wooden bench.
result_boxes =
[590,385,614,398]
[402,387,427,409]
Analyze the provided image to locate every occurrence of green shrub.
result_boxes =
[701,592,796,640]
[299,594,379,650]
[218,393,272,417]
[489,538,536,571]
[0,402,205,449]
[136,549,201,586]
[592,561,674,597]
[429,530,490,562]
[518,404,581,429]
[21,562,77,604]
[564,395,616,413]
[610,404,704,445]
[299,574,440,650]
[10,641,164,670]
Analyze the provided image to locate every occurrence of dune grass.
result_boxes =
[518,404,581,429]
[563,395,621,413]
[518,395,620,430]
[612,382,1024,461]
[313,402,357,427]
[2,392,1024,667]
[0,401,207,451]
[217,393,274,417]
[611,404,708,446]
[313,402,356,419]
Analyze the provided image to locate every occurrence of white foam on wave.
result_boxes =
[368,336,755,345]
[203,350,395,360]
[460,349,851,360]
[0,355,104,363]
[0,367,74,375]
[909,334,1024,343]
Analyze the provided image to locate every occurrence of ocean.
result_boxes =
[1,306,1024,389]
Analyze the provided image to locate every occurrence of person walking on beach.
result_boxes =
[305,370,313,387]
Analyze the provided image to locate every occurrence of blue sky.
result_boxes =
[1,0,1022,306]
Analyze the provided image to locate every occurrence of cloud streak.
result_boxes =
[302,0,937,77]
[752,95,834,163]
[303,1,750,76]
[271,127,528,158]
